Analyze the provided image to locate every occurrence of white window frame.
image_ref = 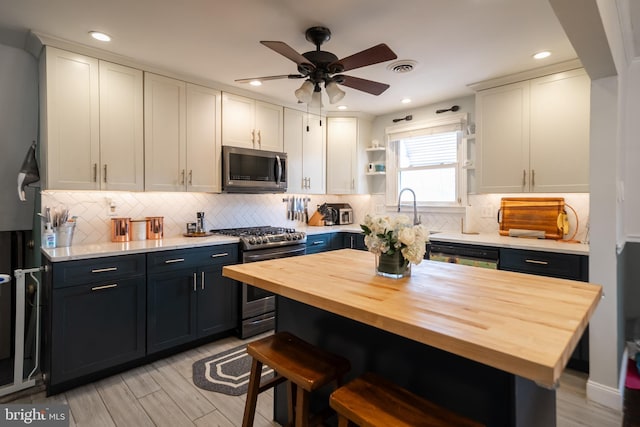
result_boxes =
[385,113,468,212]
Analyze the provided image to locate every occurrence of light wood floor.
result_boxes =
[9,334,622,427]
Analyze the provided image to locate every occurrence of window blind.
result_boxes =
[399,132,458,168]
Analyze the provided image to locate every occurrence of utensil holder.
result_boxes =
[56,223,75,247]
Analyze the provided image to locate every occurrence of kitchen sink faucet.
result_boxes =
[397,188,421,225]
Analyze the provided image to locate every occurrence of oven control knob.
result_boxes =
[248,237,256,245]
[285,234,292,240]
[293,233,300,240]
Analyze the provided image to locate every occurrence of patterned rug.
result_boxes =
[192,344,274,396]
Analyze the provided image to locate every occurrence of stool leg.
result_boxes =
[337,415,350,427]
[287,381,296,427]
[242,358,263,427]
[295,387,310,427]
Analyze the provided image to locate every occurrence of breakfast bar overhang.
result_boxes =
[223,249,602,426]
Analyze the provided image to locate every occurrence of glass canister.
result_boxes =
[146,216,164,240]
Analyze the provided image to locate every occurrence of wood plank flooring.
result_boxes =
[9,333,622,426]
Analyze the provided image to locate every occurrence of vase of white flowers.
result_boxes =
[360,214,428,279]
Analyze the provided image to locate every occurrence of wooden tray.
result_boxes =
[183,232,213,237]
[498,197,565,239]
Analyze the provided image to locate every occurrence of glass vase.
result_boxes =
[376,251,411,279]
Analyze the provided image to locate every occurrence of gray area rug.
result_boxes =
[192,344,274,396]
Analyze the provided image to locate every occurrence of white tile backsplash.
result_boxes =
[41,190,589,245]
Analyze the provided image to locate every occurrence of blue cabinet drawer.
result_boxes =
[306,234,334,254]
[499,248,588,281]
[52,254,145,289]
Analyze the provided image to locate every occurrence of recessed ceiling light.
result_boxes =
[401,98,412,104]
[533,51,551,60]
[337,105,348,110]
[89,31,111,42]
[249,80,262,87]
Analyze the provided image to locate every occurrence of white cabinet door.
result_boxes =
[476,81,530,193]
[99,61,144,191]
[327,117,357,194]
[144,73,187,191]
[255,101,284,152]
[186,84,221,193]
[284,109,326,194]
[222,93,283,151]
[529,69,590,192]
[222,93,255,148]
[284,108,305,193]
[303,113,325,194]
[42,47,100,190]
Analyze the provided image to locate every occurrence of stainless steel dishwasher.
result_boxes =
[428,242,499,269]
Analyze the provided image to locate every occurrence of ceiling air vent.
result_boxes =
[387,60,418,73]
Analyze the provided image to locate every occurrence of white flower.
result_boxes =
[360,214,429,266]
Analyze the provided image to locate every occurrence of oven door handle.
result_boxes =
[275,155,282,185]
[244,247,305,262]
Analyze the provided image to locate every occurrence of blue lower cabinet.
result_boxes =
[342,232,366,250]
[147,244,239,355]
[45,254,146,392]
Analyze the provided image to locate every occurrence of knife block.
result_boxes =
[308,211,325,226]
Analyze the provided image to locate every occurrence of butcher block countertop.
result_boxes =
[223,249,601,388]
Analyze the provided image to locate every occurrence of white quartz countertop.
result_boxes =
[41,235,240,262]
[428,232,589,255]
[41,225,362,263]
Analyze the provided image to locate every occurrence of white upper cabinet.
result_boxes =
[99,61,144,191]
[186,83,222,193]
[476,68,590,193]
[41,47,144,191]
[144,73,187,192]
[327,117,358,194]
[41,47,100,190]
[284,108,326,194]
[529,70,590,192]
[144,73,221,192]
[222,93,283,152]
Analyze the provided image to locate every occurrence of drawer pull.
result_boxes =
[91,267,118,273]
[210,253,228,258]
[201,271,205,290]
[193,272,197,291]
[525,259,548,265]
[91,283,118,291]
[164,258,185,264]
[312,241,323,245]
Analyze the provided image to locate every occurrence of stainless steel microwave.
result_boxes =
[222,146,287,193]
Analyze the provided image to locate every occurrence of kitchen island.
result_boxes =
[223,249,601,426]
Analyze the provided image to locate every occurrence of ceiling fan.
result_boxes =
[236,26,398,104]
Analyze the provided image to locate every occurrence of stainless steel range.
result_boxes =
[210,226,306,338]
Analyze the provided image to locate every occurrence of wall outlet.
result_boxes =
[481,205,493,218]
[106,198,118,216]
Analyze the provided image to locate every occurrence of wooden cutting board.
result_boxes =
[499,197,565,239]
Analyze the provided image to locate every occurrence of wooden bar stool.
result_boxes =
[242,331,351,427]
[329,372,485,427]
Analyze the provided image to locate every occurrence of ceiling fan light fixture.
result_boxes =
[309,91,324,108]
[325,81,346,104]
[295,80,314,103]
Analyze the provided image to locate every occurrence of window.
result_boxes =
[385,116,466,208]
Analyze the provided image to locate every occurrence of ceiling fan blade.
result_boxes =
[338,75,390,96]
[260,41,315,69]
[235,74,305,83]
[331,43,397,72]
